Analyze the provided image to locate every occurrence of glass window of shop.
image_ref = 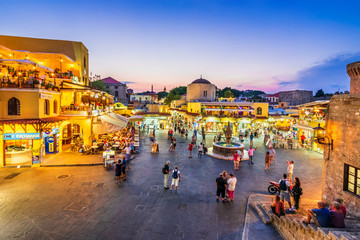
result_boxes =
[3,133,40,165]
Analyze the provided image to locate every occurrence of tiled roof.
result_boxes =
[102,77,123,85]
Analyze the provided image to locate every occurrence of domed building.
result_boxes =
[186,77,217,102]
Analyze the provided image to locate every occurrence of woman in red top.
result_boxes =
[271,195,285,217]
[188,143,193,158]
[233,152,239,170]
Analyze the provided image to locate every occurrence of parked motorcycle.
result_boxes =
[268,180,293,194]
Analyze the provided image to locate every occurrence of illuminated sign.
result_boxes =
[3,133,41,140]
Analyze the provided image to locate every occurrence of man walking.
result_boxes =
[279,174,294,211]
[269,146,276,164]
[170,166,181,192]
[188,143,193,158]
[247,146,258,165]
[163,161,170,189]
[287,160,294,180]
[216,173,227,203]
[125,144,131,163]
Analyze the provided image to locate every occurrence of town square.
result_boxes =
[1,1,360,240]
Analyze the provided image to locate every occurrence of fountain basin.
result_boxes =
[213,141,244,157]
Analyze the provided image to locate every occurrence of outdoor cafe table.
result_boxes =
[91,145,99,154]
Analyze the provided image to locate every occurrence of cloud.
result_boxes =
[122,81,136,84]
[291,52,360,93]
[236,84,243,88]
[278,81,296,86]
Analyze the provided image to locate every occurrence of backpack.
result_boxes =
[292,185,303,196]
[162,167,165,174]
[279,180,287,191]
[172,170,178,179]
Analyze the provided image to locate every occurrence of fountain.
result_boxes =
[209,122,246,159]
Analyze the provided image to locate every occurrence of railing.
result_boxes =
[0,76,60,91]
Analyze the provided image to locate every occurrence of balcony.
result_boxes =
[60,105,91,116]
[0,76,62,91]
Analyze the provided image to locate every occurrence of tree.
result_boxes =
[169,86,187,96]
[315,89,325,97]
[157,91,168,100]
[164,92,181,105]
[92,80,109,93]
[224,90,234,98]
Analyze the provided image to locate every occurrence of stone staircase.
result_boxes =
[250,195,360,240]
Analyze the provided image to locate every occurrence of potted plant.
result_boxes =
[41,81,46,89]
[45,83,54,89]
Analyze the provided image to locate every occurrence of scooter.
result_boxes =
[268,180,293,194]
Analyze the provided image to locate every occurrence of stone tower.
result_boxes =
[346,61,360,93]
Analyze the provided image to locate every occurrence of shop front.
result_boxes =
[43,127,60,154]
[3,132,42,166]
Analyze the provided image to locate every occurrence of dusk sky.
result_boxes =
[2,0,360,93]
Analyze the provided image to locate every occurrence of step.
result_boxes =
[250,201,272,225]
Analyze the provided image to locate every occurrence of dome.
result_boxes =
[191,78,211,84]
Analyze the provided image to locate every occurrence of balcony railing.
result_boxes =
[60,105,91,116]
[0,76,61,91]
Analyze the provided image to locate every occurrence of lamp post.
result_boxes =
[313,124,333,160]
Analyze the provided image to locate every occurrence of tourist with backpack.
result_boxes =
[170,166,181,192]
[162,161,170,189]
[279,174,294,211]
[291,177,302,210]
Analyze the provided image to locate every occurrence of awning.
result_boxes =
[292,124,314,131]
[92,114,128,135]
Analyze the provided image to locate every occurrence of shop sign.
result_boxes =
[3,133,41,140]
[39,93,53,99]
[42,128,59,137]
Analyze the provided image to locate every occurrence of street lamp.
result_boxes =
[313,124,333,160]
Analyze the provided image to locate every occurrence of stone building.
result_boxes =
[186,77,217,102]
[321,61,360,218]
[278,90,313,105]
[102,77,127,103]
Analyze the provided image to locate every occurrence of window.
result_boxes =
[257,107,262,115]
[8,97,20,115]
[84,57,86,68]
[344,164,360,197]
[106,86,109,89]
[115,91,119,97]
[115,86,118,89]
[53,100,58,114]
[204,91,208,97]
[44,99,50,115]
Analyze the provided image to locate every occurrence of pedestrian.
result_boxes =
[172,137,176,152]
[114,159,122,184]
[216,173,227,203]
[269,146,276,164]
[287,160,294,180]
[188,143,193,158]
[162,161,170,189]
[247,146,258,165]
[279,174,293,211]
[125,144,131,163]
[191,135,196,145]
[291,177,302,210]
[265,151,271,171]
[185,129,188,139]
[227,173,237,202]
[202,131,206,142]
[198,142,204,157]
[121,156,127,181]
[301,133,306,146]
[250,132,254,145]
[170,166,181,192]
[233,151,239,170]
[236,149,243,167]
[194,129,197,137]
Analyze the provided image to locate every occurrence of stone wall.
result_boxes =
[278,90,313,105]
[321,94,360,218]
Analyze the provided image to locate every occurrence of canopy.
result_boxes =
[292,124,314,131]
[92,114,128,135]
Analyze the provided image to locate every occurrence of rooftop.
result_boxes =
[102,77,123,85]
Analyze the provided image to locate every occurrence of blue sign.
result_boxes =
[3,133,40,140]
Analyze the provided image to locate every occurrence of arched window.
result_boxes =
[53,100,58,114]
[44,100,50,115]
[115,91,119,97]
[256,107,262,115]
[8,97,20,115]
